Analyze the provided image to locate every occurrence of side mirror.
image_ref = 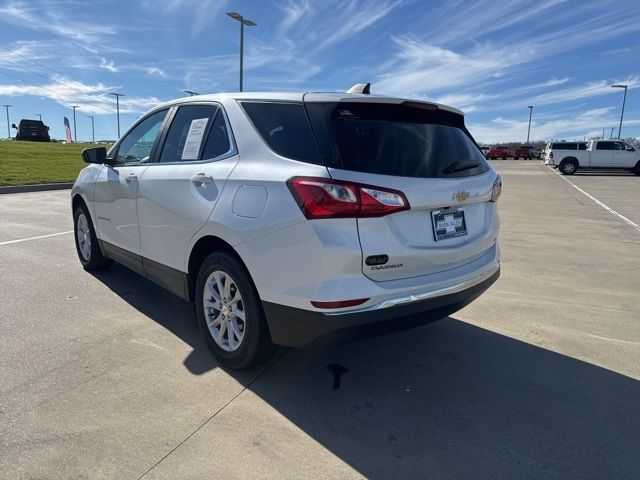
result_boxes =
[82,147,107,164]
[11,124,17,129]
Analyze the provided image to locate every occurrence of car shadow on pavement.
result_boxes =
[251,320,640,478]
[89,263,220,376]
[90,263,640,478]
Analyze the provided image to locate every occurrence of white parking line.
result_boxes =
[0,230,73,246]
[548,166,640,233]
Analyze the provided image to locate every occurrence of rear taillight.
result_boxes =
[287,177,410,219]
[490,175,502,202]
[549,151,554,159]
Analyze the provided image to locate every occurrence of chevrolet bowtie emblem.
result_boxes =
[452,191,470,202]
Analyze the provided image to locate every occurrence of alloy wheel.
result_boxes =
[203,270,246,352]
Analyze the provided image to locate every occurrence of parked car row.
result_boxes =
[544,140,640,175]
[484,145,541,160]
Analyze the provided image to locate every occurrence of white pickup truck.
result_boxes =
[546,140,640,175]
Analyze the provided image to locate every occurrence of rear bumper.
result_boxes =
[263,266,500,348]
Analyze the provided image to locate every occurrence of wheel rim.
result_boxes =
[565,164,575,173]
[203,270,245,352]
[76,213,91,261]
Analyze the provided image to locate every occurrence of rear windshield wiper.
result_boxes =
[443,160,481,174]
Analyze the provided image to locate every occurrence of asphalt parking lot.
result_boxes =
[1,160,639,479]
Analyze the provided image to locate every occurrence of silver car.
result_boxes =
[71,87,501,369]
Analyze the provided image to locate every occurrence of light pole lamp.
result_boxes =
[88,115,95,143]
[110,92,125,138]
[183,90,199,96]
[2,104,10,139]
[227,12,256,92]
[70,105,79,142]
[611,84,627,140]
[526,105,533,144]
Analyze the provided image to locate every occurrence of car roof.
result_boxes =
[152,91,465,116]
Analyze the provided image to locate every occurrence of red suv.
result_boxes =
[486,145,512,159]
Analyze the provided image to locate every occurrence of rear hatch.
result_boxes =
[305,97,498,282]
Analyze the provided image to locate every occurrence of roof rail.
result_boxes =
[346,83,371,95]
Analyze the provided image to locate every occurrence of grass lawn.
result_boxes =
[0,141,110,186]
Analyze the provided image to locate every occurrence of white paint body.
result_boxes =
[72,92,500,314]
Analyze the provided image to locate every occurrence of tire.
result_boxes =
[633,161,640,175]
[560,159,578,175]
[73,204,112,271]
[195,252,276,370]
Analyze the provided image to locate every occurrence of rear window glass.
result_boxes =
[306,102,489,178]
[241,102,323,165]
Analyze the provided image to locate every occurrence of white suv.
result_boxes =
[72,90,501,369]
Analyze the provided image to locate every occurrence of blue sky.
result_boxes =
[0,0,639,143]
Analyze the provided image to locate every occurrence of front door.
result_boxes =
[611,141,636,167]
[93,109,169,267]
[137,103,238,272]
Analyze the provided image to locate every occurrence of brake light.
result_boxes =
[550,151,554,159]
[490,175,502,202]
[287,177,410,219]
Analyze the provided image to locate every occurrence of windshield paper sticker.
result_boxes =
[181,118,209,160]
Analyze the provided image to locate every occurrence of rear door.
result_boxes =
[137,103,238,272]
[305,99,498,282]
[591,141,614,166]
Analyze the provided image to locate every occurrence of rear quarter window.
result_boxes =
[241,102,323,165]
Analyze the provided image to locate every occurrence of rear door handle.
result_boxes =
[190,173,214,186]
[126,173,138,183]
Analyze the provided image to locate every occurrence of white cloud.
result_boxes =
[0,76,160,115]
[278,0,312,29]
[100,58,118,73]
[0,1,118,48]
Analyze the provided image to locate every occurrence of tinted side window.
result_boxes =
[553,143,577,150]
[596,142,614,150]
[115,109,168,164]
[613,142,627,151]
[159,105,222,163]
[241,102,323,165]
[578,143,587,150]
[201,109,232,159]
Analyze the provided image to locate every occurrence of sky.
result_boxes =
[0,0,639,143]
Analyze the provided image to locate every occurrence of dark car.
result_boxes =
[12,119,50,142]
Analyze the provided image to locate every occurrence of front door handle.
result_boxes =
[190,173,214,187]
[126,173,138,183]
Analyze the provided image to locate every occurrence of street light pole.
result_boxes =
[2,104,10,139]
[70,106,79,142]
[110,92,125,137]
[227,12,257,92]
[36,113,42,121]
[88,115,95,143]
[611,84,628,140]
[526,105,533,143]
